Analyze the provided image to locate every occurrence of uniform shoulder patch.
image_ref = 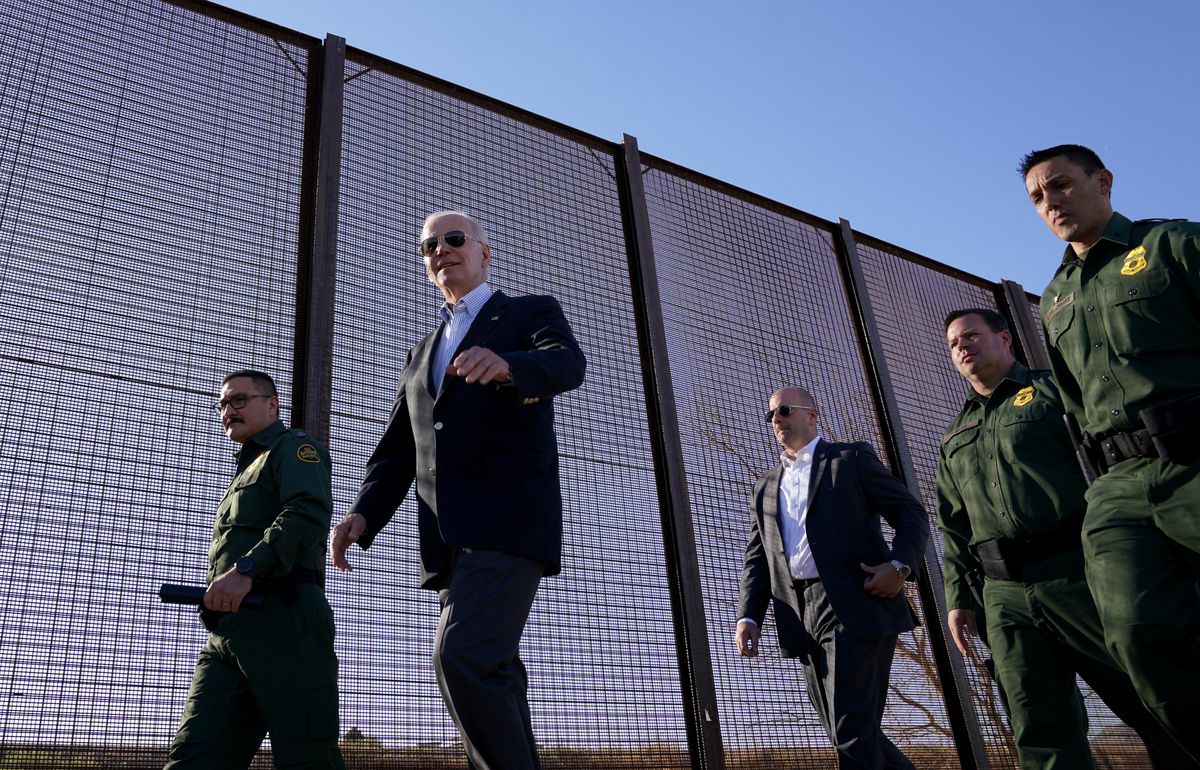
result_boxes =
[297,444,321,463]
[1120,245,1148,276]
[1013,386,1034,407]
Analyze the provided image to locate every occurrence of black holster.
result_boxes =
[1064,413,1103,486]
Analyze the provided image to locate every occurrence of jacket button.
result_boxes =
[433,421,444,430]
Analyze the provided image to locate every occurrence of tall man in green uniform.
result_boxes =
[165,370,345,770]
[936,309,1193,770]
[1023,143,1200,762]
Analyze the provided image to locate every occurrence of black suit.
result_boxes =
[738,439,928,770]
[352,290,585,769]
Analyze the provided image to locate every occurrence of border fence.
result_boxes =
[0,0,1154,767]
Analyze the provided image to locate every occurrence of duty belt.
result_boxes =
[1096,428,1157,467]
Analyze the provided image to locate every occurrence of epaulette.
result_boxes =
[1134,218,1186,225]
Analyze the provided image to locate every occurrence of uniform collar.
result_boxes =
[1057,211,1132,268]
[236,419,287,458]
[966,361,1030,406]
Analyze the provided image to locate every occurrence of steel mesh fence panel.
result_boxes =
[0,0,314,766]
[854,235,1156,769]
[328,52,689,767]
[639,166,961,768]
[0,1,1145,767]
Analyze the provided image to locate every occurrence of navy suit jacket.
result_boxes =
[350,291,586,589]
[737,439,928,659]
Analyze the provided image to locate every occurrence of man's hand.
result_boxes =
[947,608,979,659]
[860,561,906,598]
[204,568,253,613]
[331,513,367,572]
[446,346,511,385]
[736,619,761,658]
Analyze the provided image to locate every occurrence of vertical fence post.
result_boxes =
[614,133,725,770]
[833,219,991,770]
[291,33,345,441]
[998,280,1050,370]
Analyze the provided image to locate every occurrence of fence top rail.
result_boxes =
[164,0,322,49]
[341,45,620,156]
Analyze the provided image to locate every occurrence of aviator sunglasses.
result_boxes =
[420,230,482,257]
[764,404,815,423]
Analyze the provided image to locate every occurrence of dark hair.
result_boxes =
[943,308,1009,334]
[1018,144,1105,178]
[222,369,278,397]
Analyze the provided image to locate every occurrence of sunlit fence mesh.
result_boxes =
[0,0,1153,767]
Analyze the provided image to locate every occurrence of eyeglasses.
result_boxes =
[212,393,270,413]
[419,230,481,257]
[765,404,815,423]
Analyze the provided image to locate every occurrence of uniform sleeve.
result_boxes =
[245,436,334,577]
[935,448,979,611]
[502,296,586,403]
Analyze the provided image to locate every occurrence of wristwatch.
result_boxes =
[890,559,912,579]
[235,556,257,578]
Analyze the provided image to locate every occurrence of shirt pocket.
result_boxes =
[1045,300,1076,349]
[222,457,270,526]
[943,423,981,485]
[997,402,1051,462]
[1104,268,1175,355]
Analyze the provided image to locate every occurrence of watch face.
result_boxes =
[236,557,255,576]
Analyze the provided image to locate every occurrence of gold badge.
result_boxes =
[297,444,320,463]
[1121,246,1148,276]
[1013,386,1034,407]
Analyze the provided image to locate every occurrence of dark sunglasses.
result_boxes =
[765,404,815,423]
[420,230,479,257]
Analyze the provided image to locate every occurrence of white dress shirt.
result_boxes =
[779,435,822,580]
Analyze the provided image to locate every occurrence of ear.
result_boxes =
[1000,329,1013,350]
[1095,168,1114,199]
[481,242,492,269]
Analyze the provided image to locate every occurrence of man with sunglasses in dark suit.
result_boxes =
[736,387,927,770]
[330,211,585,770]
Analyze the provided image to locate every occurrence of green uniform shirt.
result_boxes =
[935,362,1087,610]
[208,419,333,582]
[1041,212,1200,438]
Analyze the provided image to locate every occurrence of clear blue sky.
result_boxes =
[219,0,1198,293]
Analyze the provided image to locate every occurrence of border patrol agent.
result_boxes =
[936,309,1193,770]
[165,370,345,770]
[1022,144,1200,763]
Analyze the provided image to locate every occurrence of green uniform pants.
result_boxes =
[1084,457,1200,763]
[984,549,1195,770]
[165,585,345,770]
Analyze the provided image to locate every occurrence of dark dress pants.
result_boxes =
[435,548,544,770]
[800,580,914,770]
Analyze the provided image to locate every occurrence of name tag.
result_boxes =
[1044,291,1075,324]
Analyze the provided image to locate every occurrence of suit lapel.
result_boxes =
[411,328,441,397]
[807,438,829,509]
[434,290,509,403]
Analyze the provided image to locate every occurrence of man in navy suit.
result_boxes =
[736,386,928,770]
[330,211,585,770]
